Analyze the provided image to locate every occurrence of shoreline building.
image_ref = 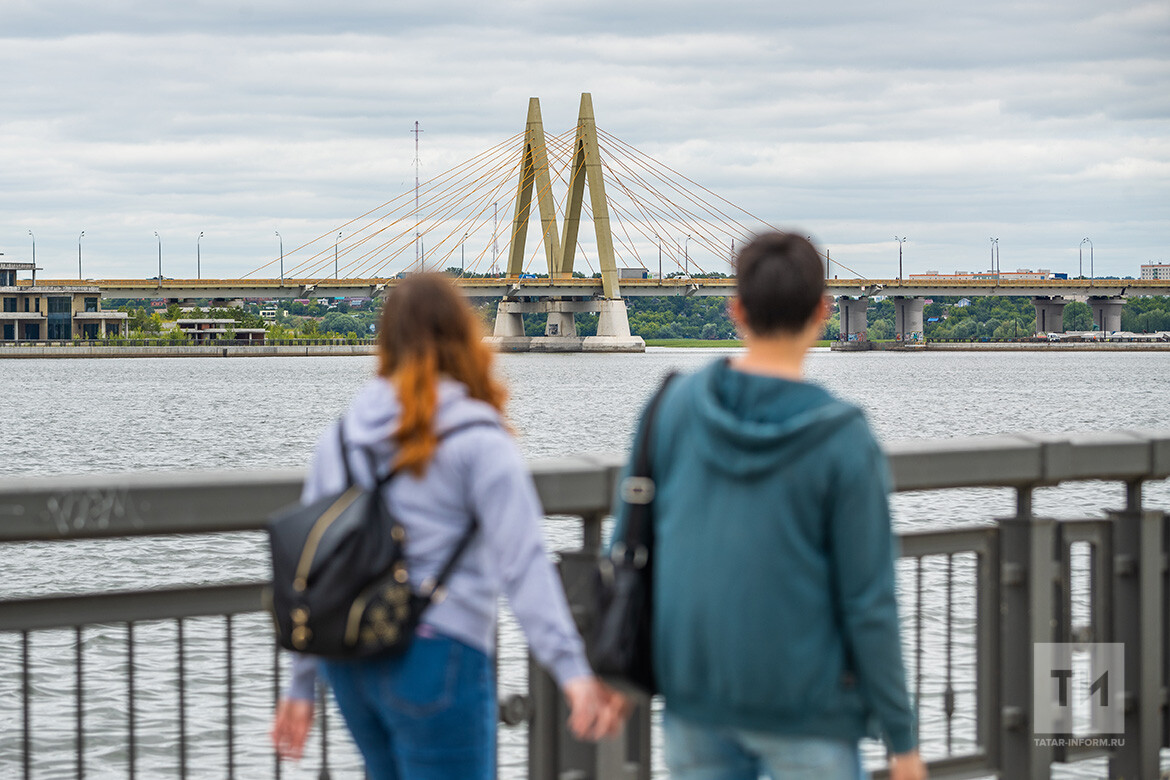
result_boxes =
[1141,263,1170,280]
[0,260,128,341]
[171,318,267,343]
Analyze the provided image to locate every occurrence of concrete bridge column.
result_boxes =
[544,310,577,338]
[1032,297,1067,334]
[893,297,925,343]
[583,300,645,352]
[838,297,868,342]
[1088,296,1125,333]
[491,300,531,351]
[488,298,644,353]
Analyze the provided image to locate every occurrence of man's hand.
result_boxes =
[889,749,927,780]
[563,676,631,741]
[271,698,314,761]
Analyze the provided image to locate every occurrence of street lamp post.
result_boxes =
[77,231,85,279]
[154,232,162,288]
[1083,237,1093,280]
[276,231,284,285]
[989,238,999,276]
[461,233,469,278]
[28,230,35,284]
[335,232,342,279]
[684,234,691,277]
[197,232,203,280]
[894,236,906,280]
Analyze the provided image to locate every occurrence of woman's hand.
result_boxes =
[563,676,631,741]
[889,748,927,780]
[271,698,314,760]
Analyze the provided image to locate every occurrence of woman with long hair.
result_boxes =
[271,273,624,778]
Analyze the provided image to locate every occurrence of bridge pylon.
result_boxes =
[489,94,643,353]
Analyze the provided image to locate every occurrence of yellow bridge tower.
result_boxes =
[487,94,644,353]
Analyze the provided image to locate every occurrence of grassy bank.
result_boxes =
[645,339,834,348]
[645,338,742,348]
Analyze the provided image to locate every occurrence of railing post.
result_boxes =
[977,528,1002,771]
[530,540,650,780]
[999,487,1056,779]
[1107,482,1163,780]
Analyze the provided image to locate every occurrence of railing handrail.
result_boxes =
[3,430,1168,779]
[2,432,1167,543]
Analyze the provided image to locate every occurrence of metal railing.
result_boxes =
[1,431,1168,779]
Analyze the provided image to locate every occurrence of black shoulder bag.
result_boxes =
[267,421,488,659]
[587,372,677,694]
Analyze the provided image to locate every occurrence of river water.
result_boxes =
[2,348,1168,778]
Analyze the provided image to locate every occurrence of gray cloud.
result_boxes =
[1,0,1166,278]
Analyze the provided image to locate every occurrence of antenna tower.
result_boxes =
[412,121,423,269]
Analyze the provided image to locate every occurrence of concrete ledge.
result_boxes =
[0,344,375,358]
[1017,432,1155,483]
[923,342,1170,351]
[529,336,588,352]
[4,431,1170,542]
[483,336,533,353]
[483,335,645,353]
[582,335,645,353]
[885,434,1043,490]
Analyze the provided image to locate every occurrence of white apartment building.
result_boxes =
[1140,263,1170,280]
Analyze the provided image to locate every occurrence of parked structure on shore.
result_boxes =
[0,260,127,342]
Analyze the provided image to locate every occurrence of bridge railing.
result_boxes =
[1,432,1168,779]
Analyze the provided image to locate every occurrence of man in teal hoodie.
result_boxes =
[614,233,925,780]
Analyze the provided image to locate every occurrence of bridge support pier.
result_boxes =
[490,301,532,351]
[545,310,577,338]
[893,297,925,344]
[588,300,643,352]
[1032,297,1067,335]
[1088,296,1124,333]
[486,299,644,353]
[837,297,869,344]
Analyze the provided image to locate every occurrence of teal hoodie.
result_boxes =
[612,359,916,754]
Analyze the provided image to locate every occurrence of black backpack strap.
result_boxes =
[362,417,502,604]
[337,418,355,487]
[619,372,679,553]
[417,418,502,603]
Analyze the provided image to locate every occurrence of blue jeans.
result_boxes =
[320,631,495,780]
[664,709,867,780]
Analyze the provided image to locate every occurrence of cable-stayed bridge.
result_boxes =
[25,94,1170,349]
[33,93,781,351]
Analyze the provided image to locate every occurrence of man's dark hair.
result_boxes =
[735,232,826,335]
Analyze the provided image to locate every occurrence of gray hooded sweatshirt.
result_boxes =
[286,377,591,700]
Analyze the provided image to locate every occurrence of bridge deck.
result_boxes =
[19,276,1170,300]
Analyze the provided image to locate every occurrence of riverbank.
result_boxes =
[0,343,376,358]
[928,341,1170,351]
[643,338,836,348]
[830,340,1170,352]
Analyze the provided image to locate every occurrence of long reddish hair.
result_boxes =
[377,273,507,475]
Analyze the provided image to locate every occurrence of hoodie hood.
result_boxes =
[686,359,862,478]
[340,377,502,455]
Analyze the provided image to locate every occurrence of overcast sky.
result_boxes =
[1,0,1166,281]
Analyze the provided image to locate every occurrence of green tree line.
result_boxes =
[111,292,1170,342]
